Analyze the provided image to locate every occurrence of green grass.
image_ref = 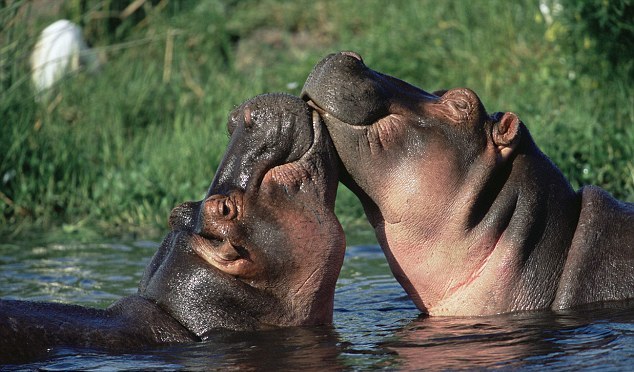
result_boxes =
[1,0,633,242]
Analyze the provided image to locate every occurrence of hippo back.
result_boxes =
[0,295,195,363]
[554,186,634,309]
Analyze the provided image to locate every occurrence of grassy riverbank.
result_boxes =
[1,0,632,241]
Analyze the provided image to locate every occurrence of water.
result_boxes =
[1,239,634,370]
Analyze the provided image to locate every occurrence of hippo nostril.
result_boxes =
[341,51,363,62]
[203,191,243,222]
[205,195,236,221]
[220,199,237,219]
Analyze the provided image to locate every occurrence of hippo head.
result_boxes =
[302,52,528,314]
[302,52,521,226]
[138,93,345,336]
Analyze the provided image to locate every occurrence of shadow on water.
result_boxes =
[2,240,634,370]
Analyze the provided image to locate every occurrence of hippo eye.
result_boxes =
[454,100,469,110]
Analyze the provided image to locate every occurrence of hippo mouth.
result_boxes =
[300,51,390,127]
[303,99,363,129]
[139,229,248,293]
[191,230,263,280]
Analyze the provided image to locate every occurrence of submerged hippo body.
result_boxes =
[0,93,345,362]
[302,52,634,316]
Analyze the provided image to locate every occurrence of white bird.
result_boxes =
[30,19,99,96]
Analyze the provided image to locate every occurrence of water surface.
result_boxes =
[1,239,634,370]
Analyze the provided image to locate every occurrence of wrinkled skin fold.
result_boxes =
[0,93,345,363]
[302,51,634,316]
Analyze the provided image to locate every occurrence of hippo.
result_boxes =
[0,93,345,362]
[302,51,634,316]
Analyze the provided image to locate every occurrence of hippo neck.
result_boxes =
[470,127,580,311]
[372,128,581,315]
[464,131,581,312]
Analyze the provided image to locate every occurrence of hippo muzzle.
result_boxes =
[302,52,440,126]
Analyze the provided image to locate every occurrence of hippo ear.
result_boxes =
[492,112,521,162]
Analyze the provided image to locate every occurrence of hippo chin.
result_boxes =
[302,51,634,316]
[0,93,345,362]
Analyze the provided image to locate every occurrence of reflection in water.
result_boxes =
[386,307,634,370]
[159,326,345,371]
[1,242,634,370]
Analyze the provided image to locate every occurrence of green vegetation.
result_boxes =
[1,0,633,242]
[557,0,633,72]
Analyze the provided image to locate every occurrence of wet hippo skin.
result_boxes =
[0,93,345,362]
[302,51,634,316]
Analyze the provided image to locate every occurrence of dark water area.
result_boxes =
[1,239,634,370]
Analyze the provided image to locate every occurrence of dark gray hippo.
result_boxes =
[302,51,634,316]
[0,93,345,362]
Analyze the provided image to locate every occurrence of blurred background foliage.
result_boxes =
[1,0,632,241]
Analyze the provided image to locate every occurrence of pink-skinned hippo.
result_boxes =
[302,51,634,316]
[0,93,345,362]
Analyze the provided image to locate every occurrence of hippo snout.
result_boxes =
[302,52,391,126]
[206,93,316,197]
[302,51,441,127]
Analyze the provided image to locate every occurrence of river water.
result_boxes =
[1,238,634,370]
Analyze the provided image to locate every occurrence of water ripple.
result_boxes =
[2,242,634,370]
